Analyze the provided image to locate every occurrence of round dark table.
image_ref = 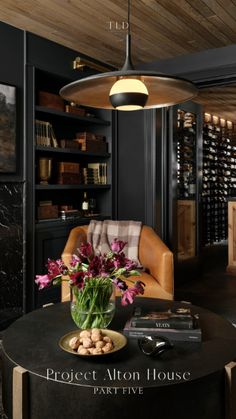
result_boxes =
[2,298,236,419]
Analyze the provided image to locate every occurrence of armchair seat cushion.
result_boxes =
[130,272,173,300]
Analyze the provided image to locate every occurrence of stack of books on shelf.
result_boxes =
[82,167,99,184]
[35,120,58,147]
[88,163,107,184]
[75,132,107,153]
[123,306,202,343]
[57,162,80,184]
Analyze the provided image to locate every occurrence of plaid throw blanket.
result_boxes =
[87,220,142,265]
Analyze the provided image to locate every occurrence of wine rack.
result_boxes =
[202,113,235,245]
[177,110,196,199]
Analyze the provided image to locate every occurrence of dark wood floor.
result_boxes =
[175,243,236,325]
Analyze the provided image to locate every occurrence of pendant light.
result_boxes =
[60,0,198,111]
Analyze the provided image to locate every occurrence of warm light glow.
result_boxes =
[110,78,148,95]
[212,115,219,125]
[109,78,148,110]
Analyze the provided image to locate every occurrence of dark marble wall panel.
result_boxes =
[0,22,24,328]
[0,183,24,327]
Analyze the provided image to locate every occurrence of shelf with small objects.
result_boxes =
[202,113,236,246]
[34,68,113,228]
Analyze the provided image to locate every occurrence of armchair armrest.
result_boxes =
[61,225,88,302]
[61,225,88,267]
[139,226,174,297]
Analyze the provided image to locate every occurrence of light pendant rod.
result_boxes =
[122,34,134,71]
[122,0,134,71]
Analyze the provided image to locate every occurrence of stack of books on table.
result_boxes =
[123,306,202,343]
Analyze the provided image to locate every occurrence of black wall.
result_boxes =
[117,111,146,221]
[0,22,24,328]
[116,109,164,233]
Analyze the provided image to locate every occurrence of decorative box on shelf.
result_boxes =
[38,91,64,111]
[37,204,59,220]
[75,132,107,153]
[64,104,86,116]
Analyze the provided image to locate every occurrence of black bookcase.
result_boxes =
[25,35,115,310]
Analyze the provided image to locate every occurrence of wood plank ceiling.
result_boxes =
[1,0,236,121]
[195,85,236,122]
[1,0,236,68]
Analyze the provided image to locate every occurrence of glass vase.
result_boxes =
[70,279,116,330]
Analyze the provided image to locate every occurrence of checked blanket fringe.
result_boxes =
[87,220,142,266]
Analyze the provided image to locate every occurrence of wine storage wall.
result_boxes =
[202,114,235,245]
[177,110,196,200]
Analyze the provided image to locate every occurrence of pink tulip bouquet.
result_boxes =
[35,239,145,329]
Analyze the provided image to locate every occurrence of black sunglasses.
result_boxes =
[138,335,173,356]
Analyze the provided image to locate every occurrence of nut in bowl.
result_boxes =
[59,329,127,356]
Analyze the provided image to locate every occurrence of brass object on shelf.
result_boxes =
[38,158,52,184]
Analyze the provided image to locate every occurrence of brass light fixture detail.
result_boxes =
[72,56,110,73]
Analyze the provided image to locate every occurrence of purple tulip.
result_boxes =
[47,259,65,279]
[70,271,85,289]
[79,242,93,259]
[70,254,81,267]
[121,287,138,306]
[124,258,138,271]
[35,274,51,290]
[134,280,145,295]
[121,280,145,305]
[113,278,128,291]
[88,255,102,277]
[111,238,127,254]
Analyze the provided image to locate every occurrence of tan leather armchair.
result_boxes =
[61,224,174,301]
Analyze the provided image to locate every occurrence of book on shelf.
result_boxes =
[58,162,80,173]
[35,120,58,147]
[76,132,106,142]
[57,172,81,185]
[123,319,202,343]
[59,139,81,150]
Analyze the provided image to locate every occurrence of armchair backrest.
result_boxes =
[61,224,174,301]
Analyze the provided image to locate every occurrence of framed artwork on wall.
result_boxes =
[0,83,16,173]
